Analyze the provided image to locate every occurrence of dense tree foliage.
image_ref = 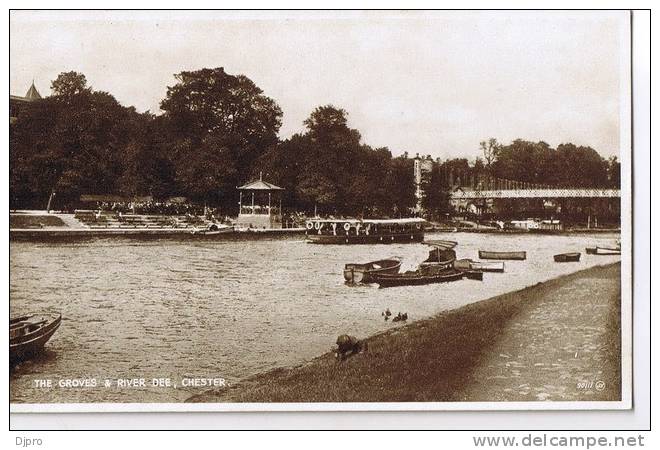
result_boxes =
[10,70,620,215]
[441,139,619,190]
[254,106,415,217]
[420,163,450,219]
[10,72,159,208]
[159,67,283,208]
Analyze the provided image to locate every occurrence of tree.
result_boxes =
[441,158,471,187]
[607,156,621,188]
[296,171,337,213]
[10,71,170,209]
[159,67,283,207]
[51,71,90,99]
[384,156,416,216]
[491,140,555,184]
[487,140,610,188]
[479,138,501,170]
[253,105,415,217]
[117,112,175,199]
[169,136,237,204]
[304,105,350,137]
[421,163,450,219]
[554,143,609,187]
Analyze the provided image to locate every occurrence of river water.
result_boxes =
[10,232,621,404]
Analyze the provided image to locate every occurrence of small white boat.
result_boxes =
[454,259,505,273]
[594,246,621,255]
[191,224,234,236]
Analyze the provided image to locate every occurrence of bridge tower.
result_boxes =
[413,154,434,212]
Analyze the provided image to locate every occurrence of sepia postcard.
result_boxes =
[9,10,633,413]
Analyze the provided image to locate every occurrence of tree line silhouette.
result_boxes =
[10,69,620,217]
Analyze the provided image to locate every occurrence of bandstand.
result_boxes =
[235,174,284,229]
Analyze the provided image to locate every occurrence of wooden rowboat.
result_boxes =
[594,246,621,255]
[462,270,484,281]
[554,252,581,262]
[418,246,456,274]
[191,224,234,235]
[344,258,402,284]
[373,269,464,288]
[10,312,61,364]
[585,247,598,254]
[454,259,505,273]
[479,250,526,260]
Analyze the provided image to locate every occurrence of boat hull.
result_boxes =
[462,270,484,281]
[454,259,505,273]
[373,269,464,288]
[554,252,581,262]
[191,226,234,236]
[478,250,526,260]
[594,247,621,255]
[343,259,402,284]
[10,313,61,363]
[308,231,424,245]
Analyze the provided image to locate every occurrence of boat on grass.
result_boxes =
[10,312,61,364]
[344,258,402,284]
[478,250,526,260]
[373,268,464,288]
[306,218,426,244]
[554,252,581,262]
[454,259,505,273]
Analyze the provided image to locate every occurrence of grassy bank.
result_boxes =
[9,215,66,229]
[188,263,621,403]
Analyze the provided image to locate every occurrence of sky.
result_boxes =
[10,10,628,160]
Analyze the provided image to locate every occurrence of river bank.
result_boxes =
[187,263,621,403]
[10,212,619,240]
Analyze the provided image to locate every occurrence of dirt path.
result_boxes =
[455,264,621,401]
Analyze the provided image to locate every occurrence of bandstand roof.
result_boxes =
[237,179,284,191]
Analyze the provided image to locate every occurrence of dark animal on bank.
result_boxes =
[335,334,367,361]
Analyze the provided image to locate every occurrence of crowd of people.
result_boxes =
[84,200,313,228]
[94,201,218,218]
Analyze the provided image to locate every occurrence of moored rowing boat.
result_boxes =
[478,250,527,260]
[462,270,484,281]
[553,252,581,262]
[593,246,621,255]
[373,269,464,288]
[10,312,61,364]
[343,258,402,284]
[191,224,234,235]
[454,259,505,273]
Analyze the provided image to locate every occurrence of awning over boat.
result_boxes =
[423,239,458,249]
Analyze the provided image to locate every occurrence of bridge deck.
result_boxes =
[451,188,620,199]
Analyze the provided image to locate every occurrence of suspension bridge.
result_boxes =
[448,176,620,200]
